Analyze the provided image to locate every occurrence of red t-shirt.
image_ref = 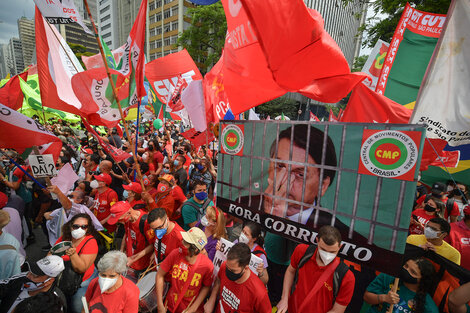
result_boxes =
[93,188,118,232]
[85,275,139,313]
[153,151,164,167]
[56,235,98,281]
[171,186,187,209]
[145,222,184,264]
[446,221,470,271]
[160,249,214,313]
[216,262,271,313]
[409,208,436,235]
[146,162,156,176]
[125,210,150,270]
[288,244,355,313]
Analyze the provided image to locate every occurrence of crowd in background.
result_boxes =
[0,118,469,313]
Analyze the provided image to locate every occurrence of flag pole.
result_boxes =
[134,100,142,182]
[83,0,145,190]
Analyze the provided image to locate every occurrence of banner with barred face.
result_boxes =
[216,121,426,276]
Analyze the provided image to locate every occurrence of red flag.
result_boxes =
[0,103,62,160]
[240,1,351,91]
[341,83,412,123]
[219,0,285,114]
[166,75,187,112]
[181,128,215,149]
[82,118,131,162]
[203,55,233,125]
[328,109,339,122]
[429,150,460,169]
[0,72,28,110]
[145,50,202,105]
[309,112,320,122]
[35,7,86,116]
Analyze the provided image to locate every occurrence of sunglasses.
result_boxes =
[164,166,170,169]
[72,224,88,230]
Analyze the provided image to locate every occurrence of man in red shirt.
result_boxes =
[446,205,470,271]
[205,243,271,313]
[416,182,460,222]
[91,173,118,233]
[123,182,146,210]
[277,226,355,313]
[145,207,184,265]
[107,201,151,282]
[156,227,213,313]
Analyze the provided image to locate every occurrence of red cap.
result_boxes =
[13,166,29,179]
[0,192,7,208]
[83,148,93,155]
[93,173,112,186]
[108,201,131,225]
[463,205,470,216]
[123,182,142,193]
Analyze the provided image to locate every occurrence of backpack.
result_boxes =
[292,245,350,305]
[445,198,455,218]
[139,213,148,242]
[183,198,211,220]
[252,245,267,259]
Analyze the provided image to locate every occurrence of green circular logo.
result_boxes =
[221,124,244,155]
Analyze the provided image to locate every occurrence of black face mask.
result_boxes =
[225,267,244,282]
[400,267,418,284]
[424,204,436,212]
[453,189,463,197]
[432,192,442,198]
[148,145,154,151]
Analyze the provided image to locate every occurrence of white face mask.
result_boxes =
[25,278,52,291]
[71,227,86,239]
[98,276,118,293]
[142,153,149,162]
[318,248,337,266]
[201,215,210,227]
[80,153,85,159]
[239,233,250,244]
[424,226,440,239]
[90,180,99,189]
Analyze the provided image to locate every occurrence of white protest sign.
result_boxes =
[51,163,79,194]
[213,238,263,276]
[28,154,57,178]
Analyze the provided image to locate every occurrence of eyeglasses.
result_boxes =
[164,166,170,169]
[152,217,167,230]
[67,194,75,199]
[72,224,88,230]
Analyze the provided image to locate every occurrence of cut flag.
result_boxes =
[248,108,260,121]
[309,112,320,122]
[0,72,28,110]
[181,80,207,132]
[0,102,62,161]
[361,40,390,91]
[33,0,92,35]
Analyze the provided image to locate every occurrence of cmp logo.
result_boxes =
[221,124,244,156]
[359,130,421,181]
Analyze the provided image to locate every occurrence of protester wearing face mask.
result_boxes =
[205,243,271,313]
[409,196,444,235]
[181,180,213,231]
[277,226,355,313]
[156,227,213,313]
[196,206,226,261]
[145,207,184,264]
[44,185,103,249]
[107,201,151,282]
[415,182,460,223]
[52,213,99,313]
[234,222,269,285]
[123,182,146,210]
[85,250,139,313]
[149,139,164,177]
[91,173,118,233]
[189,158,212,190]
[173,155,188,194]
[364,258,438,313]
[407,217,461,265]
[445,205,470,271]
[0,255,65,313]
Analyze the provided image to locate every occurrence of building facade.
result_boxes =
[17,17,35,67]
[7,38,24,75]
[0,44,8,78]
[98,0,119,48]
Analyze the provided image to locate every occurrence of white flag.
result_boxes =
[181,80,207,132]
[411,0,470,146]
[34,0,93,35]
[248,108,260,120]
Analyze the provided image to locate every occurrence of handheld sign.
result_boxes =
[213,238,263,276]
[28,154,57,178]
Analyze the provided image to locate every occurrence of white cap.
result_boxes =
[36,255,65,277]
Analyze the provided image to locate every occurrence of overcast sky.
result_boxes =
[0,0,35,45]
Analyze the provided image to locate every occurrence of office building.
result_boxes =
[7,38,24,75]
[0,44,8,78]
[98,0,119,48]
[17,17,35,66]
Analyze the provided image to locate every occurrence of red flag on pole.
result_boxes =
[309,111,320,122]
[0,72,28,110]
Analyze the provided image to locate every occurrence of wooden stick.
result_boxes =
[82,0,145,191]
[387,278,400,313]
[181,296,196,313]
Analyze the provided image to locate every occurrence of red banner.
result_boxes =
[181,128,215,149]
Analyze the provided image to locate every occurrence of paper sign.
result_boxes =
[51,163,79,194]
[212,238,263,276]
[28,154,57,178]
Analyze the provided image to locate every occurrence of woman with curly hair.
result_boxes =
[363,257,438,313]
[52,213,99,313]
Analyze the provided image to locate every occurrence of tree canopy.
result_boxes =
[177,2,227,73]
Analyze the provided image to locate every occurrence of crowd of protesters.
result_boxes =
[0,119,469,313]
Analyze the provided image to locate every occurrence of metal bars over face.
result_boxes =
[218,120,413,252]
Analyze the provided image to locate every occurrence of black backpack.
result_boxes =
[291,245,350,305]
